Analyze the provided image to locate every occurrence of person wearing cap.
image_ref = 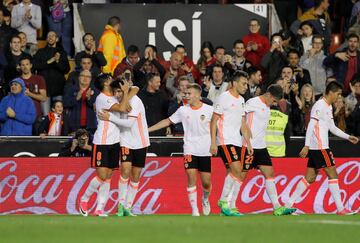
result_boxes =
[0,77,36,135]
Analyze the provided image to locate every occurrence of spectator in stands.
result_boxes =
[133,45,165,90]
[243,66,262,101]
[18,31,29,54]
[113,44,140,78]
[291,0,332,52]
[3,35,31,84]
[230,39,252,73]
[0,7,18,53]
[280,30,304,56]
[300,35,329,99]
[63,69,98,134]
[333,94,347,132]
[98,16,126,75]
[175,44,200,83]
[0,77,36,135]
[11,0,41,56]
[163,52,194,97]
[74,33,106,77]
[46,0,72,57]
[58,128,92,157]
[345,76,360,115]
[298,21,314,55]
[19,56,46,117]
[261,33,288,87]
[33,31,70,115]
[38,100,69,136]
[243,18,270,68]
[196,41,216,77]
[292,83,315,135]
[138,73,169,136]
[287,49,311,89]
[66,54,94,91]
[202,64,228,103]
[323,33,360,94]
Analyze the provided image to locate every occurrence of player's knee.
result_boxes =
[202,181,211,190]
[305,176,316,184]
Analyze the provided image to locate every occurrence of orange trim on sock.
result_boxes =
[301,177,310,187]
[105,179,111,183]
[129,181,139,189]
[119,176,129,184]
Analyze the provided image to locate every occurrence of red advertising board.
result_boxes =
[0,157,359,215]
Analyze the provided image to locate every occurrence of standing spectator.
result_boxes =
[98,16,126,75]
[298,21,314,55]
[133,45,165,90]
[38,100,69,136]
[292,83,315,135]
[18,31,30,54]
[66,54,94,92]
[280,30,304,56]
[300,35,329,99]
[261,33,288,87]
[74,33,106,77]
[323,33,360,94]
[63,69,98,134]
[175,44,200,83]
[0,7,18,53]
[243,66,262,101]
[333,95,347,132]
[33,31,70,115]
[113,45,140,78]
[243,18,270,68]
[230,40,252,73]
[196,41,216,77]
[19,56,46,117]
[206,46,232,81]
[202,64,228,103]
[4,35,31,85]
[0,77,36,135]
[46,0,73,57]
[11,0,41,56]
[287,49,312,89]
[138,73,169,136]
[292,0,332,52]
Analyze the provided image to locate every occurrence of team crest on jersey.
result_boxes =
[97,160,101,166]
[316,110,321,116]
[200,114,205,121]
[245,164,250,169]
[215,104,220,109]
[234,154,238,160]
[185,163,189,168]
[122,156,127,161]
[107,99,112,103]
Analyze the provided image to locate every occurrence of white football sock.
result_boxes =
[125,181,139,209]
[81,176,103,202]
[95,179,110,211]
[328,179,345,212]
[187,186,198,212]
[285,177,310,208]
[265,178,281,209]
[230,179,242,209]
[220,174,235,202]
[118,176,129,206]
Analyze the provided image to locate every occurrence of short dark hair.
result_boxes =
[175,44,185,52]
[312,35,324,43]
[127,45,139,55]
[215,46,225,52]
[19,56,32,64]
[287,49,300,57]
[75,128,89,139]
[347,33,359,41]
[314,0,325,8]
[82,33,94,43]
[107,16,121,27]
[10,35,20,42]
[51,100,63,109]
[299,21,313,30]
[110,77,125,90]
[233,39,244,48]
[145,72,160,84]
[247,66,260,77]
[95,73,112,91]
[267,84,283,100]
[282,65,294,73]
[325,81,343,94]
[230,70,248,84]
[270,33,282,43]
[81,54,93,61]
[145,44,158,54]
[212,64,224,73]
[350,73,360,86]
[187,83,202,94]
[249,19,260,25]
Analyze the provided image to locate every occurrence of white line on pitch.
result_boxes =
[297,220,360,226]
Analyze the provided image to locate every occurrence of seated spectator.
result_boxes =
[243,18,270,68]
[298,21,314,55]
[243,66,262,101]
[33,31,70,115]
[0,77,36,135]
[175,44,200,83]
[196,41,216,77]
[163,52,194,97]
[38,100,70,136]
[19,56,46,117]
[58,128,92,157]
[0,7,19,53]
[18,31,30,55]
[63,70,98,134]
[138,73,169,136]
[293,83,315,135]
[133,45,165,90]
[323,33,360,95]
[261,33,288,87]
[113,44,140,78]
[11,0,42,56]
[300,35,330,99]
[230,39,252,73]
[74,33,106,77]
[202,64,229,103]
[287,49,311,89]
[333,94,347,132]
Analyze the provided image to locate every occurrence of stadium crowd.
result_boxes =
[0,0,360,141]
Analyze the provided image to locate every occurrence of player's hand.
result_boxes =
[210,143,218,156]
[98,110,110,121]
[299,146,309,158]
[120,80,130,93]
[71,139,78,152]
[247,145,254,156]
[348,136,359,144]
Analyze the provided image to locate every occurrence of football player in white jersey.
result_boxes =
[79,73,138,217]
[284,81,359,215]
[240,84,296,216]
[148,83,214,216]
[98,78,150,217]
[210,71,252,216]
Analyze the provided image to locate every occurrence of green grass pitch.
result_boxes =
[0,214,359,243]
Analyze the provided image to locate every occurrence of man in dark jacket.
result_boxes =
[138,73,169,136]
[0,77,36,135]
[63,70,98,134]
[33,31,70,114]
